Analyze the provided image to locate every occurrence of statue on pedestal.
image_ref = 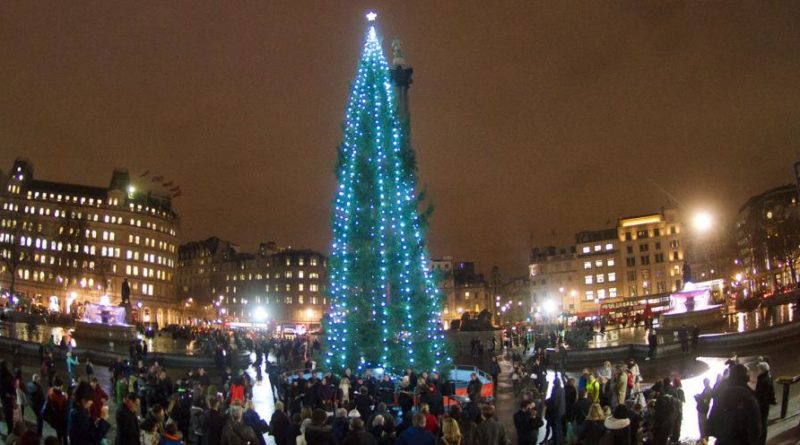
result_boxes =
[120,278,132,324]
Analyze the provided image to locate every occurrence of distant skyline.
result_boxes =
[1,2,798,277]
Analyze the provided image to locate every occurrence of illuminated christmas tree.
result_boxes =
[324,13,450,374]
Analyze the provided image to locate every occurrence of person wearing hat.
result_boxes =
[754,361,776,445]
[602,405,631,445]
[707,363,761,445]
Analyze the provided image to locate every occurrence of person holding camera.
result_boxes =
[514,400,544,445]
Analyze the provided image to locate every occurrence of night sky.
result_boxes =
[1,2,798,277]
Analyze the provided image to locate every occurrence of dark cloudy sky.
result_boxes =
[1,2,798,277]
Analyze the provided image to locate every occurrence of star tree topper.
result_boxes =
[366,11,377,22]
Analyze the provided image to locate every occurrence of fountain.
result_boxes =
[74,296,138,342]
[660,281,724,329]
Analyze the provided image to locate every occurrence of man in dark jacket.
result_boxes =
[116,392,142,445]
[27,373,46,435]
[304,409,334,445]
[514,400,544,445]
[70,381,111,445]
[269,402,290,445]
[475,404,508,445]
[220,405,258,445]
[467,373,483,403]
[201,397,227,445]
[707,364,761,445]
[754,362,776,445]
[396,414,435,445]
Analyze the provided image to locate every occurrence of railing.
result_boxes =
[775,375,800,419]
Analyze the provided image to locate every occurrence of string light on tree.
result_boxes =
[323,13,451,374]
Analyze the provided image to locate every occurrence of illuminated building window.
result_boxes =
[285,284,291,291]
[310,257,318,266]
[585,290,594,301]
[594,260,602,267]
[607,259,615,267]
[298,283,304,291]
[609,288,617,298]
[310,284,318,292]
[594,245,601,252]
[286,271,293,279]
[608,273,617,282]
[596,274,605,284]
[598,289,607,299]
[285,258,291,266]
[584,275,593,285]
[605,243,613,250]
[582,247,590,254]
[583,262,591,270]
[298,271,304,278]
[285,296,292,304]
[299,257,305,266]
[298,295,304,304]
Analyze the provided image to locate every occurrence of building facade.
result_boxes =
[529,209,685,320]
[736,184,800,294]
[0,158,181,325]
[430,257,492,328]
[178,239,328,326]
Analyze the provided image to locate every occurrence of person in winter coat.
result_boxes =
[200,397,227,445]
[615,366,628,407]
[44,376,69,445]
[754,362,776,445]
[707,364,761,445]
[474,404,507,445]
[304,408,334,445]
[602,405,631,445]
[396,414,435,445]
[69,381,111,445]
[0,360,16,432]
[577,403,606,445]
[330,408,349,444]
[513,400,543,445]
[242,400,269,445]
[26,373,46,436]
[116,392,142,445]
[160,422,184,445]
[220,404,258,445]
[694,378,713,441]
[269,402,290,445]
[189,400,206,445]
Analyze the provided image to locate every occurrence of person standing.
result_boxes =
[694,378,713,441]
[754,362,776,445]
[475,405,507,445]
[514,400,543,445]
[647,330,657,361]
[707,364,761,445]
[27,374,46,436]
[116,392,142,445]
[396,413,435,445]
[0,360,16,432]
[69,381,111,445]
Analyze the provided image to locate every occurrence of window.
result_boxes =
[654,228,660,236]
[608,273,616,282]
[310,284,319,292]
[672,251,679,261]
[655,242,661,250]
[596,274,605,283]
[584,275,593,285]
[595,260,603,267]
[625,232,632,241]
[286,271,293,279]
[298,295,304,304]
[285,296,293,304]
[298,271,304,278]
[626,246,633,254]
[637,230,648,239]
[285,258,291,266]
[626,257,635,267]
[628,286,637,297]
[582,246,590,254]
[607,259,615,267]
[310,257,318,266]
[594,245,601,252]
[627,271,636,281]
[585,290,594,301]
[605,243,613,250]
[609,288,617,298]
[583,262,591,270]
[639,244,649,252]
[640,255,650,265]
[298,283,304,291]
[655,253,665,263]
[598,289,606,299]
[285,284,291,291]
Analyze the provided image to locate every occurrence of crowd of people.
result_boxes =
[0,323,784,445]
[508,348,777,445]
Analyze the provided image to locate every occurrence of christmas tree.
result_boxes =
[324,14,450,374]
